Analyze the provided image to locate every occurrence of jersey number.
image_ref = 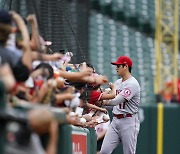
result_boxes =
[119,102,125,109]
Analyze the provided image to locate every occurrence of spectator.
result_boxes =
[95,114,110,154]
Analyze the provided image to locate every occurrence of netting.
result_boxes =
[0,0,89,63]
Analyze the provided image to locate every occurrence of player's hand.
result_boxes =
[109,82,115,89]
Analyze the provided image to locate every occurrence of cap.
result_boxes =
[111,56,133,67]
[0,10,12,24]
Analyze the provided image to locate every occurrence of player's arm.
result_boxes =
[100,82,116,100]
[104,94,126,106]
[105,83,139,106]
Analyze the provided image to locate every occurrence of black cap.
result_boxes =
[0,10,12,24]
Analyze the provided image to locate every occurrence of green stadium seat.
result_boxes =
[91,0,156,35]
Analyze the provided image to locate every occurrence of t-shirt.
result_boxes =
[0,45,20,67]
[0,45,29,82]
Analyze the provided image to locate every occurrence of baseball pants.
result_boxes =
[100,114,140,154]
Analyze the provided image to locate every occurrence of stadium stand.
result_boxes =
[90,0,155,34]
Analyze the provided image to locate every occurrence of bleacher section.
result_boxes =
[89,11,156,104]
[91,0,155,34]
[91,0,180,45]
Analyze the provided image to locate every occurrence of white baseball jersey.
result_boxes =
[112,76,140,115]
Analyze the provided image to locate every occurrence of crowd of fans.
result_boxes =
[0,10,114,154]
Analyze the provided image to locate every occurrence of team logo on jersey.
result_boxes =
[116,89,122,95]
[123,88,131,97]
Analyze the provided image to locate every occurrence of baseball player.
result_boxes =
[100,56,140,154]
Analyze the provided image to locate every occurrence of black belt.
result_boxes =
[113,113,132,119]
